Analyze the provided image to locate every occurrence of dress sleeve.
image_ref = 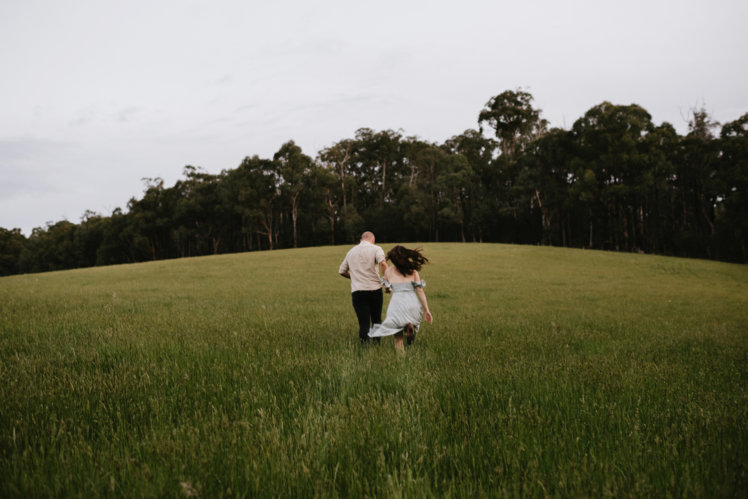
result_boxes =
[412,280,426,288]
[381,277,392,288]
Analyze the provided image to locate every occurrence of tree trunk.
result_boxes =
[561,211,568,247]
[291,194,299,248]
[259,210,274,250]
[338,160,348,234]
[381,161,386,205]
[326,191,336,245]
[702,204,715,235]
[534,189,552,245]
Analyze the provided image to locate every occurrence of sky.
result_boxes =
[1,0,747,236]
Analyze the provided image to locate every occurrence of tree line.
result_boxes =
[2,89,747,276]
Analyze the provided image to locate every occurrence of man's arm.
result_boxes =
[379,260,388,275]
[339,259,350,279]
[380,261,392,293]
[376,247,388,275]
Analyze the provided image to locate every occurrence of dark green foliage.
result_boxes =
[2,93,747,276]
[0,227,25,275]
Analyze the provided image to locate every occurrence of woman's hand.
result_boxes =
[424,310,433,324]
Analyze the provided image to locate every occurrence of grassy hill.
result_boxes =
[1,243,746,497]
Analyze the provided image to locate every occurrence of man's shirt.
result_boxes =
[339,241,386,292]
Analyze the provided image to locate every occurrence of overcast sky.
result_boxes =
[1,0,747,235]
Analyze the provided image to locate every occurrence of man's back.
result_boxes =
[340,241,385,292]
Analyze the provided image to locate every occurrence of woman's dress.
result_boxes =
[368,279,426,338]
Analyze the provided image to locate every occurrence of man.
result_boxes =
[339,231,388,345]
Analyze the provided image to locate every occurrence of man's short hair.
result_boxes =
[361,231,375,241]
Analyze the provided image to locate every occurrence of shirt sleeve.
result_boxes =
[375,247,385,264]
[339,257,349,274]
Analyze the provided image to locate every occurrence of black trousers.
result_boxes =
[351,289,383,344]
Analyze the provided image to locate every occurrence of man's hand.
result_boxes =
[339,271,350,279]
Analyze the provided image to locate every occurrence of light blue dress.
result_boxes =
[368,279,426,338]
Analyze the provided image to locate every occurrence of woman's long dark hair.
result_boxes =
[387,245,428,276]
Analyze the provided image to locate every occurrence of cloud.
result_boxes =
[117,106,141,123]
[0,138,73,195]
[213,73,234,86]
[0,137,65,161]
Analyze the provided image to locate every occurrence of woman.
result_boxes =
[369,245,433,351]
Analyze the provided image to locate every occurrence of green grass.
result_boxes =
[1,243,746,497]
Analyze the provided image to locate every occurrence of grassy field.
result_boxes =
[1,243,746,497]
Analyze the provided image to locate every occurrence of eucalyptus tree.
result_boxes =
[349,128,405,211]
[223,164,255,251]
[74,210,106,267]
[24,221,79,272]
[641,122,679,254]
[306,164,342,245]
[0,227,26,276]
[435,152,473,242]
[318,139,354,238]
[515,128,574,246]
[95,207,145,265]
[274,141,313,248]
[477,90,549,243]
[673,108,722,257]
[443,129,498,241]
[571,102,655,251]
[717,113,748,261]
[171,166,227,256]
[403,141,449,241]
[478,89,548,163]
[127,178,182,260]
[227,155,280,250]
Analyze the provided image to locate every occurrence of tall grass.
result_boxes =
[1,244,746,497]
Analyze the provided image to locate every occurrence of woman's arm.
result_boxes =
[416,287,432,324]
[413,271,433,324]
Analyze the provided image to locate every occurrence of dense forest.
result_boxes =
[1,89,747,276]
